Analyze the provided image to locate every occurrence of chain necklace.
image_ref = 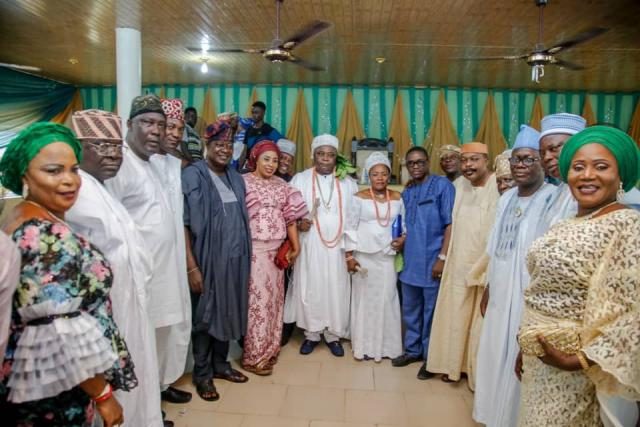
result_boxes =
[311,168,343,248]
[369,187,391,227]
[580,200,619,220]
[314,170,335,210]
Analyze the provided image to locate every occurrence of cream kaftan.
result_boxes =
[427,175,499,389]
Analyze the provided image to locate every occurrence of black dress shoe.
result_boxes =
[391,353,423,367]
[300,339,320,355]
[162,410,174,427]
[161,386,193,404]
[417,362,436,380]
[326,340,345,357]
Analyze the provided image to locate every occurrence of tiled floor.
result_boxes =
[162,331,480,427]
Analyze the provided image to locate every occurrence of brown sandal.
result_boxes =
[242,363,273,376]
[195,379,219,401]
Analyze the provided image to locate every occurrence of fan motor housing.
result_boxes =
[526,52,555,66]
[263,48,291,62]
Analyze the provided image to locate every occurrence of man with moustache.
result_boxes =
[393,146,455,380]
[284,134,358,357]
[150,99,193,403]
[473,125,555,427]
[66,109,164,427]
[426,142,500,390]
[183,120,251,401]
[537,113,586,231]
[105,95,192,423]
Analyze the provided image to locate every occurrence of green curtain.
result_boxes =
[0,68,76,147]
[80,84,640,148]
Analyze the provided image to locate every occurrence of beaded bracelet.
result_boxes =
[187,267,199,274]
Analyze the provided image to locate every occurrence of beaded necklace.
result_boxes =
[311,168,343,248]
[369,187,391,227]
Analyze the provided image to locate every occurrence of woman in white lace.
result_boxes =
[0,123,133,427]
[516,126,640,427]
[346,152,404,362]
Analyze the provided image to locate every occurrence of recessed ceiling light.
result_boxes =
[200,62,209,74]
[68,58,79,65]
[375,57,386,64]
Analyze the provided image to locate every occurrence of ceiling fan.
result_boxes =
[0,62,42,72]
[454,0,608,83]
[188,0,331,72]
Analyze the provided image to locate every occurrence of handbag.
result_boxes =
[274,239,292,270]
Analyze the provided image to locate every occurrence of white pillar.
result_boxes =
[115,27,141,132]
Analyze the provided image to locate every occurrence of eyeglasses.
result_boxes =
[87,141,126,157]
[406,159,427,168]
[509,156,540,167]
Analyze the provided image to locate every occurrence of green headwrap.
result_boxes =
[0,122,82,195]
[558,126,640,192]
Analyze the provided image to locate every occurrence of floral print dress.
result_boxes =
[0,219,137,426]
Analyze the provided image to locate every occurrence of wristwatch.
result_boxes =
[437,254,447,261]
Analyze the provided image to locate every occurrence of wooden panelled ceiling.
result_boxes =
[1,0,639,91]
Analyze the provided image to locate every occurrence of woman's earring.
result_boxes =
[616,182,625,203]
[22,183,29,199]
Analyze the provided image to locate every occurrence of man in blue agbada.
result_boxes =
[393,146,455,380]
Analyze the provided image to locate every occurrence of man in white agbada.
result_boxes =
[105,95,192,419]
[65,109,163,426]
[473,125,555,427]
[427,142,499,390]
[284,134,358,357]
[536,113,586,232]
[148,98,193,403]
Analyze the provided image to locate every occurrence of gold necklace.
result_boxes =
[580,200,619,220]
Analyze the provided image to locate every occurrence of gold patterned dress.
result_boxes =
[518,209,640,427]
